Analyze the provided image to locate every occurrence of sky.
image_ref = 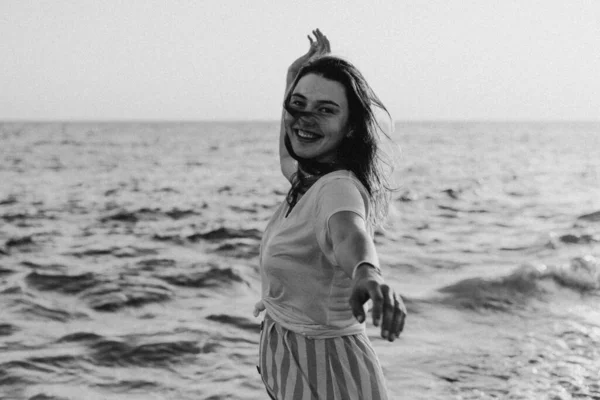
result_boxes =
[1,0,599,121]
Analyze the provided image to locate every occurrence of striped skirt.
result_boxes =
[258,314,389,400]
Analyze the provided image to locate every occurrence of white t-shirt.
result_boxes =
[259,170,374,338]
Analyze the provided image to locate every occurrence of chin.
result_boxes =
[288,136,313,157]
[293,148,317,160]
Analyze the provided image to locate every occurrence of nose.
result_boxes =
[295,113,319,129]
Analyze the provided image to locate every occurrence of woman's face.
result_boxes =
[285,73,350,163]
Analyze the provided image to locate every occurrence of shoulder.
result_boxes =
[313,170,370,218]
[316,170,369,198]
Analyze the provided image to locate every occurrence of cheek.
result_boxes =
[322,120,347,142]
[283,113,294,128]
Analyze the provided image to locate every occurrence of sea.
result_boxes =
[0,121,599,400]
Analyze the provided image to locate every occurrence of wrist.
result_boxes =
[353,262,383,281]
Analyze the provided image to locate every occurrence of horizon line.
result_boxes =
[1,118,599,124]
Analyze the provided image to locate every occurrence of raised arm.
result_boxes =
[279,29,331,182]
[329,211,407,342]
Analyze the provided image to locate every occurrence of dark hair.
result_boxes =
[284,55,396,228]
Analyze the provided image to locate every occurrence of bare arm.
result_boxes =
[279,71,297,183]
[329,211,407,341]
[330,212,380,279]
[279,30,331,183]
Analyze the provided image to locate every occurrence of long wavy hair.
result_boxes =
[283,55,397,228]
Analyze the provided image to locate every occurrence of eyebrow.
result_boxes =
[290,93,341,108]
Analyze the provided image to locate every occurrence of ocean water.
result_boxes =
[0,121,599,400]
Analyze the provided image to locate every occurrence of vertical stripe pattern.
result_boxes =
[258,314,389,400]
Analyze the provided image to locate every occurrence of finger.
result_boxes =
[389,295,404,341]
[312,29,321,45]
[316,28,326,42]
[396,297,407,336]
[314,29,326,49]
[313,29,330,54]
[397,312,406,337]
[317,37,329,55]
[380,285,395,340]
[306,35,318,55]
[368,282,384,327]
[349,288,368,323]
[322,34,331,53]
[312,30,323,50]
[314,28,323,41]
[303,32,318,57]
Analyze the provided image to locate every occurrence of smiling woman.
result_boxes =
[282,55,395,227]
[284,75,349,162]
[253,29,406,400]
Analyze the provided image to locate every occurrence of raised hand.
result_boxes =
[349,266,407,342]
[288,29,331,79]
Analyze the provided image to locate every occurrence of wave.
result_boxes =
[187,227,262,242]
[29,394,70,400]
[554,233,600,245]
[99,207,199,223]
[135,258,177,271]
[0,334,202,394]
[157,265,250,289]
[578,210,600,222]
[214,239,260,258]
[0,195,18,206]
[89,338,201,367]
[0,209,52,223]
[151,226,262,247]
[0,323,17,336]
[437,204,490,214]
[206,314,260,332]
[93,379,159,393]
[436,255,600,311]
[8,294,90,322]
[0,360,44,386]
[0,266,15,275]
[5,235,35,247]
[57,332,104,343]
[25,271,98,294]
[67,245,159,258]
[78,275,173,311]
[544,255,600,290]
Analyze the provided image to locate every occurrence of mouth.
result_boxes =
[293,128,322,143]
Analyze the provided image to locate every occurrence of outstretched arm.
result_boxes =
[279,29,331,182]
[329,211,407,342]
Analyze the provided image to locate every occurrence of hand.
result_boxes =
[349,265,407,342]
[288,29,331,79]
[253,300,265,317]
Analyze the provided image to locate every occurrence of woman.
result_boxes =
[254,29,406,400]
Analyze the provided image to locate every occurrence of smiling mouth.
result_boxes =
[294,129,322,141]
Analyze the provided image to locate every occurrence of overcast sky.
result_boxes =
[1,0,599,121]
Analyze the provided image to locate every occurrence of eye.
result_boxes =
[290,100,305,108]
[319,107,334,114]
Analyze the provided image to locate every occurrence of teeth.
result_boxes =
[296,129,320,140]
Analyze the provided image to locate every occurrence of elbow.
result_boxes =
[333,231,377,279]
[280,164,292,183]
[280,157,296,183]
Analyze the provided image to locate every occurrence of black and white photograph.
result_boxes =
[1,1,599,399]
